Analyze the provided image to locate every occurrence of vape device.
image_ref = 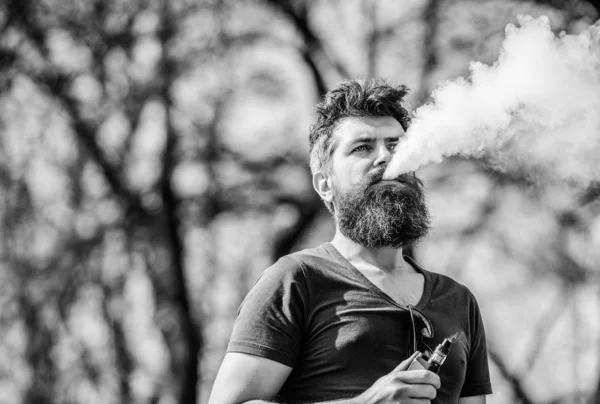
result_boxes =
[408,336,454,374]
[426,337,453,374]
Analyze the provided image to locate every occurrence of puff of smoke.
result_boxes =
[383,15,600,186]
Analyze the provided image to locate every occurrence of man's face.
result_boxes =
[327,116,430,249]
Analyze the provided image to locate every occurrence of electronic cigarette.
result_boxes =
[426,337,454,374]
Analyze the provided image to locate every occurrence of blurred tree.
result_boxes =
[1,0,206,402]
[1,0,600,404]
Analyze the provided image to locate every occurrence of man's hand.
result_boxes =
[356,352,441,404]
[209,351,440,404]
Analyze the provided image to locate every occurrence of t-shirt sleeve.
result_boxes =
[460,292,493,397]
[226,256,308,367]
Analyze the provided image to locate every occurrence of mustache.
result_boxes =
[367,169,420,186]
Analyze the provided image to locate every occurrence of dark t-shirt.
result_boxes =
[227,243,492,403]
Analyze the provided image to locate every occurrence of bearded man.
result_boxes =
[209,79,492,404]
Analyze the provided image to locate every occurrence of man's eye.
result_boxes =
[352,145,370,153]
[388,143,398,150]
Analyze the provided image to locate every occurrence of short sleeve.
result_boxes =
[227,256,308,367]
[460,293,493,397]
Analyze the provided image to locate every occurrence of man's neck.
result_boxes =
[330,230,411,274]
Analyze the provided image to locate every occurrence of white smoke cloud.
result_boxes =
[383,16,600,186]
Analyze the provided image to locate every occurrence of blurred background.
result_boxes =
[1,0,600,403]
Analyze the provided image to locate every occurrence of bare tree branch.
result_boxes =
[101,282,135,402]
[527,0,599,22]
[6,0,151,222]
[362,0,378,78]
[264,0,351,86]
[578,181,600,207]
[272,194,325,260]
[19,292,58,403]
[157,3,201,403]
[415,0,441,105]
[5,0,48,57]
[520,287,570,373]
[488,346,537,404]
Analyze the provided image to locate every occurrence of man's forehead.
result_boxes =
[332,116,405,146]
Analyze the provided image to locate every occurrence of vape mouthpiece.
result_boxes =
[438,337,454,355]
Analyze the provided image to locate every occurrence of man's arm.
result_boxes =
[208,353,292,404]
[208,351,440,404]
[459,395,486,404]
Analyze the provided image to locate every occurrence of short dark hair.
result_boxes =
[309,78,411,212]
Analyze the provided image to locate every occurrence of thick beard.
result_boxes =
[333,173,431,249]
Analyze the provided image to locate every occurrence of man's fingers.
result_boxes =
[397,370,441,389]
[405,383,437,400]
[394,351,422,371]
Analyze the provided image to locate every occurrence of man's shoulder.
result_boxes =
[286,242,333,262]
[429,270,473,294]
[265,243,337,277]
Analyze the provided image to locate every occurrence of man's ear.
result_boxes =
[312,171,333,204]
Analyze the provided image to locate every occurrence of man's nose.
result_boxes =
[373,144,392,167]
